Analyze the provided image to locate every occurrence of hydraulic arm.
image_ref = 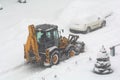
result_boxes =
[24,25,41,62]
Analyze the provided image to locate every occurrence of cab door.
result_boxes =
[53,30,59,47]
[45,31,54,48]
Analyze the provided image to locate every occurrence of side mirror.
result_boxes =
[62,29,64,33]
[59,29,64,37]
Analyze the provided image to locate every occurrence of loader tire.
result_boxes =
[68,47,75,58]
[51,51,59,65]
[74,43,82,55]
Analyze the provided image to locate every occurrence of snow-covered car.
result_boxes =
[69,15,106,33]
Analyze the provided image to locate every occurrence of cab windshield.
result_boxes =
[36,31,44,43]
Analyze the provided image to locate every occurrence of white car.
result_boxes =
[69,15,106,33]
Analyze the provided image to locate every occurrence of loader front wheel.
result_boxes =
[68,48,75,58]
[51,51,59,65]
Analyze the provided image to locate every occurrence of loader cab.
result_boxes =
[35,24,59,52]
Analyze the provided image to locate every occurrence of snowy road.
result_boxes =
[0,0,120,80]
[0,63,46,80]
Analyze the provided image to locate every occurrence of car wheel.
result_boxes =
[101,20,106,27]
[51,51,59,65]
[86,27,91,33]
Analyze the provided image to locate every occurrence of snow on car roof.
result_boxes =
[71,14,99,25]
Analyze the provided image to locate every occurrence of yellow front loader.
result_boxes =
[24,24,85,66]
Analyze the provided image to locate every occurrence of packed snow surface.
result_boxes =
[0,0,120,80]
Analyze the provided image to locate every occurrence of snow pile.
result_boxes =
[93,46,113,74]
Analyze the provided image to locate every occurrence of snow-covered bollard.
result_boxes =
[0,4,3,10]
[89,57,92,61]
[93,46,113,74]
[54,75,57,78]
[53,74,60,80]
[41,77,45,80]
[75,61,78,65]
[18,0,26,3]
[110,46,115,56]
